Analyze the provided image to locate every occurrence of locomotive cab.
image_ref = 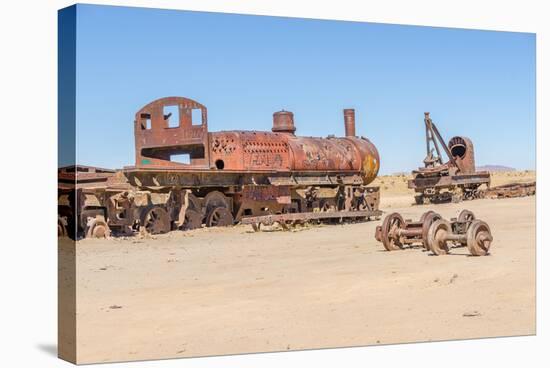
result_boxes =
[134,97,210,169]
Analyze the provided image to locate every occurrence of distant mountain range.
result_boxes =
[476,165,516,172]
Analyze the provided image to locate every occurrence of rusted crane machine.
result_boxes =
[375,210,493,256]
[408,113,490,204]
[58,96,381,239]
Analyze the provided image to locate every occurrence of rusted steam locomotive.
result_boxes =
[58,96,381,239]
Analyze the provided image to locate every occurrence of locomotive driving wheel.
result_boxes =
[206,207,234,227]
[427,219,451,255]
[421,211,442,250]
[183,209,202,230]
[466,220,493,256]
[381,212,405,251]
[187,192,201,212]
[85,215,110,238]
[203,191,229,216]
[141,205,171,235]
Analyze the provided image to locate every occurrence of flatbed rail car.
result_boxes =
[483,181,536,199]
[60,96,382,239]
[58,165,120,238]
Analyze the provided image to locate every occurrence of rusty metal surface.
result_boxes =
[131,97,380,185]
[134,97,210,169]
[408,172,491,189]
[483,181,536,199]
[272,110,296,134]
[343,109,356,137]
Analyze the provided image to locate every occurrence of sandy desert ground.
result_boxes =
[61,171,536,363]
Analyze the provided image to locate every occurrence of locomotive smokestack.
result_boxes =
[344,109,356,137]
[272,110,296,134]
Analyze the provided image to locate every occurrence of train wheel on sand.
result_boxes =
[466,220,493,256]
[206,207,234,227]
[427,219,451,255]
[141,206,171,235]
[421,211,442,250]
[380,213,405,251]
[85,215,110,238]
[183,209,202,230]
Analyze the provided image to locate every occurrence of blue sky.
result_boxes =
[71,4,535,174]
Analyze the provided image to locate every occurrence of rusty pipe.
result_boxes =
[344,109,356,137]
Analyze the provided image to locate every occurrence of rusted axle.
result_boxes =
[375,210,493,256]
[427,213,493,256]
[391,227,423,243]
[375,211,442,250]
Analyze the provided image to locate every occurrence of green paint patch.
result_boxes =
[141,159,151,165]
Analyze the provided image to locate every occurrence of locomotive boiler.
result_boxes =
[59,96,381,239]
